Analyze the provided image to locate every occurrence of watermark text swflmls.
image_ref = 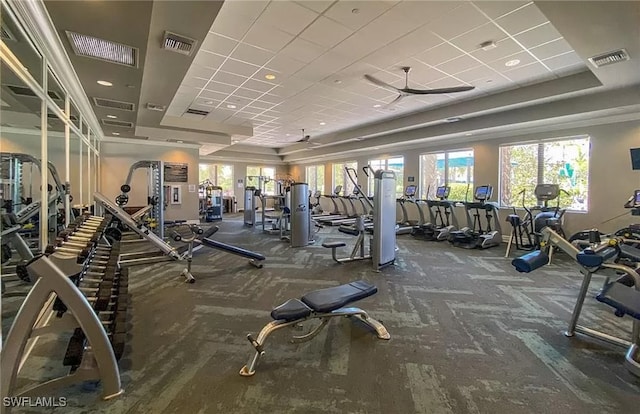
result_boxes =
[3,397,67,407]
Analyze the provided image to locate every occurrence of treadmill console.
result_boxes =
[333,185,342,196]
[474,185,492,201]
[624,190,640,208]
[436,186,450,200]
[405,185,417,198]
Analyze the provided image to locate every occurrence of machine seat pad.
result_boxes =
[620,244,640,263]
[338,227,360,236]
[271,299,312,321]
[322,241,346,248]
[596,282,640,320]
[301,280,377,313]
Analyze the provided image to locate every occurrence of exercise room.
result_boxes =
[2,0,640,413]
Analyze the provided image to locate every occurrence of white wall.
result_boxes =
[289,120,640,236]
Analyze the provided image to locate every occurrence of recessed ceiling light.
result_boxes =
[373,104,381,108]
[505,59,520,67]
[373,147,380,150]
[445,117,463,122]
[465,133,473,136]
[226,104,237,109]
[285,133,290,136]
[97,80,113,86]
[265,74,276,80]
[112,132,120,135]
[319,122,326,125]
[352,8,360,14]
[107,115,117,119]
[486,79,493,83]
[334,79,342,84]
[205,100,214,105]
[480,41,497,51]
[176,140,184,143]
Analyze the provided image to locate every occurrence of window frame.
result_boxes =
[199,163,234,197]
[305,164,325,194]
[419,149,474,200]
[498,135,590,212]
[332,160,357,196]
[367,156,404,197]
[246,165,276,195]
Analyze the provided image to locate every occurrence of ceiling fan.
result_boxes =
[296,129,321,146]
[364,66,475,106]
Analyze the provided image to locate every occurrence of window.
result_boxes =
[199,164,234,197]
[305,165,325,194]
[332,161,357,196]
[499,137,590,211]
[367,157,404,197]
[246,166,276,194]
[420,150,474,200]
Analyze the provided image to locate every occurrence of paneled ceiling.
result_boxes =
[168,0,585,147]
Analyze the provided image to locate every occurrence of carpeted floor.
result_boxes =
[3,214,640,413]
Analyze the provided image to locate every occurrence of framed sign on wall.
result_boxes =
[170,185,182,205]
[164,162,188,182]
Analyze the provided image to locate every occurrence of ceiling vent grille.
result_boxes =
[93,97,135,111]
[1,24,14,41]
[102,119,134,128]
[146,103,166,112]
[588,49,630,68]
[162,31,198,56]
[7,85,61,100]
[66,31,138,67]
[186,108,209,116]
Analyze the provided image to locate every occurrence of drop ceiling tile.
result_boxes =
[470,38,525,64]
[242,23,295,52]
[224,95,254,108]
[544,51,585,71]
[257,93,282,104]
[265,54,308,76]
[427,2,489,39]
[357,7,424,47]
[324,1,398,31]
[240,106,264,115]
[259,0,319,36]
[450,23,509,53]
[185,65,216,80]
[504,62,553,85]
[294,0,334,13]
[231,43,275,66]
[199,90,229,101]
[279,37,329,63]
[495,3,549,35]
[204,80,238,94]
[300,16,353,48]
[472,1,528,19]
[487,51,537,72]
[332,31,383,61]
[200,33,239,55]
[182,77,209,89]
[210,1,267,41]
[192,52,226,70]
[393,1,463,26]
[514,22,563,49]
[243,78,277,93]
[454,65,500,83]
[213,71,248,86]
[426,75,469,89]
[220,59,260,78]
[435,54,481,75]
[530,38,574,60]
[249,100,276,110]
[415,43,464,67]
[235,88,265,101]
[294,51,353,82]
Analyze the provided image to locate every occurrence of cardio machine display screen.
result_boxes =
[635,190,640,205]
[475,185,491,200]
[436,186,450,198]
[405,185,416,197]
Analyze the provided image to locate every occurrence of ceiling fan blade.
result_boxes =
[385,94,406,108]
[364,74,402,94]
[403,85,475,95]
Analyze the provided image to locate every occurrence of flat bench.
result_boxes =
[597,281,640,319]
[239,280,389,376]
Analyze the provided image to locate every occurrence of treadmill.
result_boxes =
[396,185,417,235]
[315,186,349,223]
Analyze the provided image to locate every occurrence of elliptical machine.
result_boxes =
[412,186,458,241]
[448,185,501,249]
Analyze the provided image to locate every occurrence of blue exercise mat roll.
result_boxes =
[512,250,549,273]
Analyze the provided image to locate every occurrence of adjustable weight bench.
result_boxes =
[239,280,390,376]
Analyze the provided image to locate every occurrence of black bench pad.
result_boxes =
[271,299,312,321]
[620,244,640,262]
[322,241,346,248]
[301,280,377,313]
[596,282,640,319]
[338,227,359,236]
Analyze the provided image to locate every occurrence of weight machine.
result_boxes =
[114,160,166,239]
[199,180,223,222]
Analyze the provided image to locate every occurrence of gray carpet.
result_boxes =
[4,214,640,413]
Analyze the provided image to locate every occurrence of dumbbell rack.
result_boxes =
[0,214,126,409]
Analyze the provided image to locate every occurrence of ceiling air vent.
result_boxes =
[102,119,134,128]
[93,97,135,111]
[7,85,62,100]
[66,31,138,68]
[146,103,166,112]
[185,108,209,116]
[588,49,630,68]
[162,31,198,56]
